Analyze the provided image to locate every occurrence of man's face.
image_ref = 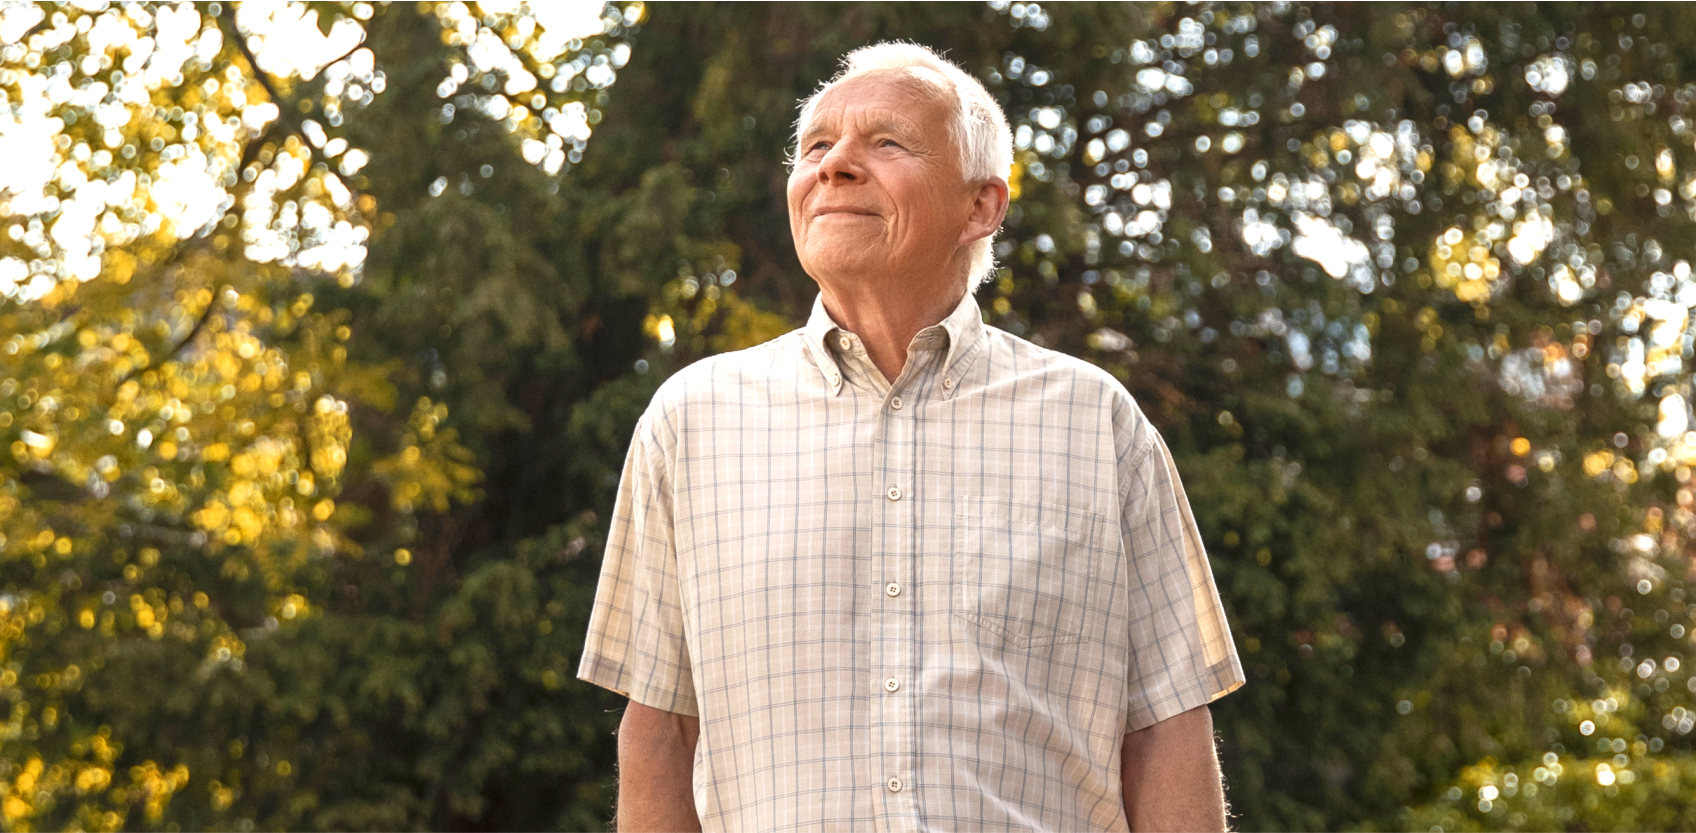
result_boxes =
[787,72,975,287]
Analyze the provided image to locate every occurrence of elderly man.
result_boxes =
[579,42,1245,832]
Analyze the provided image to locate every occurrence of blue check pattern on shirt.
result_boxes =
[580,290,1245,832]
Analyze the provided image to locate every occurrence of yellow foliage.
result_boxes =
[710,293,795,353]
[74,766,112,794]
[209,781,237,811]
[0,8,484,824]
[126,761,190,821]
[371,397,483,514]
[1428,225,1502,305]
[1585,450,1615,478]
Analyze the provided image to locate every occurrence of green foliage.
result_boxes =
[8,1,1696,830]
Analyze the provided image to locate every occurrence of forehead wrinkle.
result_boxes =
[802,92,935,148]
[852,111,927,145]
[800,70,950,142]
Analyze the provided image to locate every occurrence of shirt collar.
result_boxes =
[933,287,987,384]
[800,289,986,396]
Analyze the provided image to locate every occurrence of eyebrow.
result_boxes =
[797,121,832,145]
[799,114,920,146]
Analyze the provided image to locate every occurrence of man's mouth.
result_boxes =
[813,207,879,218]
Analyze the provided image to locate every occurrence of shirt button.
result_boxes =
[890,396,903,410]
[829,373,841,386]
[885,582,901,597]
[887,777,903,793]
[942,376,954,389]
[884,677,900,692]
[838,335,852,350]
[886,486,902,501]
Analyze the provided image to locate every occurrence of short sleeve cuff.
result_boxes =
[1124,657,1245,733]
[578,651,701,717]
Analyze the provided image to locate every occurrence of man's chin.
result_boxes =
[807,263,883,285]
[802,246,887,281]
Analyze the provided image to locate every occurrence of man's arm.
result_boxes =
[1121,704,1228,832]
[617,700,701,832]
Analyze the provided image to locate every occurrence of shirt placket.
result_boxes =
[860,343,924,832]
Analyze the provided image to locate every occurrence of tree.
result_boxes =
[7,2,1696,831]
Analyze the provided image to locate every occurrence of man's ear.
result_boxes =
[957,176,1011,248]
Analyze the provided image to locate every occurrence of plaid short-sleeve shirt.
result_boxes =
[579,290,1245,831]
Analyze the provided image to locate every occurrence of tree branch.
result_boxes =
[118,8,352,377]
[115,8,370,379]
[122,282,224,384]
[220,9,287,111]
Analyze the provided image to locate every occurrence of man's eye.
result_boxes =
[809,141,831,152]
[879,139,903,148]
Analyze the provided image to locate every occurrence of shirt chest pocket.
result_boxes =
[953,495,1114,650]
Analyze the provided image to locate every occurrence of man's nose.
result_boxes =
[816,139,864,184]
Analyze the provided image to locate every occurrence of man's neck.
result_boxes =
[817,272,967,385]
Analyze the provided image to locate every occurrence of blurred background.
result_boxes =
[3,1,1696,830]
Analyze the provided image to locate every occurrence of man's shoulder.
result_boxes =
[643,329,810,418]
[982,325,1140,410]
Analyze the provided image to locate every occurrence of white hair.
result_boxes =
[792,42,1014,291]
